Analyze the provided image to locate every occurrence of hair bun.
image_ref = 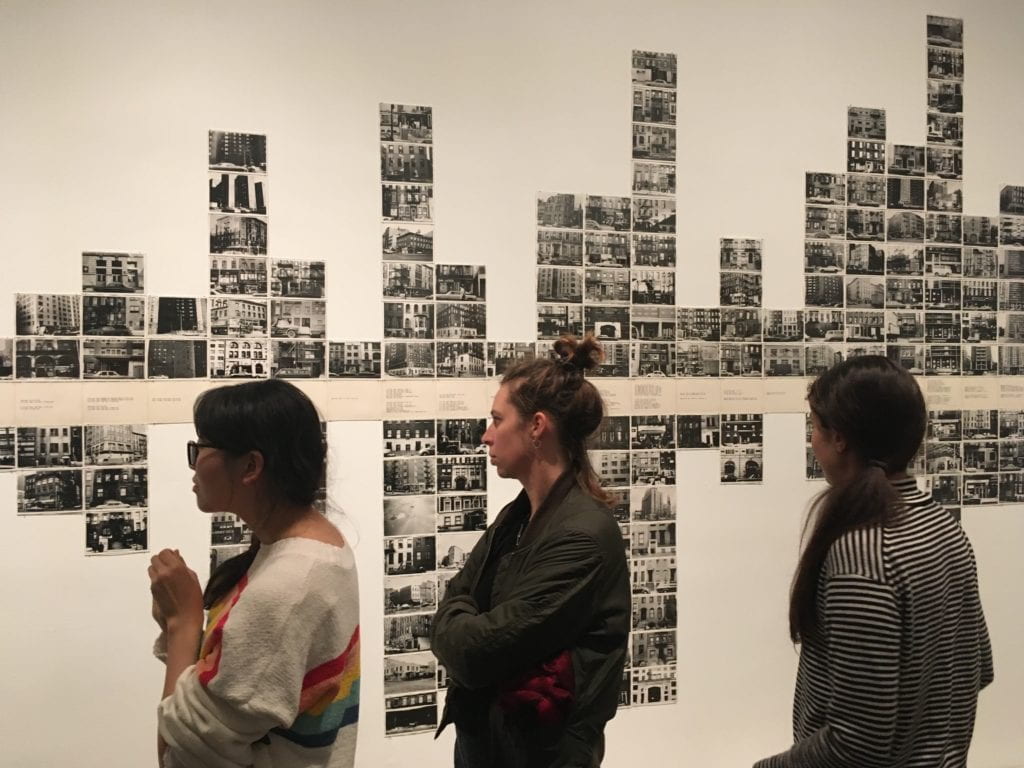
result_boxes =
[552,333,604,373]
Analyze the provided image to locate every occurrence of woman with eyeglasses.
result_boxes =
[430,335,630,768]
[149,379,360,768]
[755,356,993,767]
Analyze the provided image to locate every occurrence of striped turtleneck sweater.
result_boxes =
[756,477,994,768]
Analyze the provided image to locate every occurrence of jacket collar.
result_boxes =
[510,470,578,548]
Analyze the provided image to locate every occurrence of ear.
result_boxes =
[238,450,266,486]
[832,430,849,454]
[530,411,551,441]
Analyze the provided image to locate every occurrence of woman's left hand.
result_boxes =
[148,549,204,632]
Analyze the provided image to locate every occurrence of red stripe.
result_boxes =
[301,625,360,689]
[198,574,249,687]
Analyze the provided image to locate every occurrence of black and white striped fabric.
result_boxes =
[756,477,994,768]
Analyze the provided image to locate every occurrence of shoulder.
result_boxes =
[243,538,358,613]
[555,486,622,551]
[823,526,888,584]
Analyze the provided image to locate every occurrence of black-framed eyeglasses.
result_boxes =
[187,440,219,469]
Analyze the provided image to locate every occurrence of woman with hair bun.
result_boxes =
[431,334,630,768]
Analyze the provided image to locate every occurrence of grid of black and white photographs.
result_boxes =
[382,417,488,735]
[587,412,678,710]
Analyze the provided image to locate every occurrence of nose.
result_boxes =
[482,424,494,446]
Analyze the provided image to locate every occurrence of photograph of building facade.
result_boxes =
[436,494,486,532]
[18,470,82,513]
[16,294,80,336]
[585,232,630,268]
[147,340,206,378]
[15,339,80,378]
[806,206,844,239]
[805,172,845,204]
[381,143,433,183]
[437,456,486,492]
[86,509,147,554]
[848,174,886,206]
[383,653,435,695]
[149,297,207,335]
[537,193,583,229]
[631,125,676,162]
[16,426,82,467]
[83,425,146,465]
[271,341,324,378]
[632,233,675,267]
[435,342,485,377]
[210,298,267,336]
[0,427,14,467]
[633,163,675,196]
[271,260,325,298]
[81,296,145,336]
[383,263,433,299]
[209,131,266,172]
[631,306,676,340]
[380,104,432,144]
[384,457,435,495]
[84,466,147,508]
[383,225,434,260]
[537,303,583,339]
[209,256,267,295]
[384,536,436,575]
[210,215,268,255]
[328,342,380,377]
[384,302,433,339]
[537,230,583,266]
[384,342,434,377]
[209,172,267,215]
[382,184,433,222]
[208,339,267,377]
[435,303,485,339]
[81,252,144,293]
[82,339,145,378]
[271,300,326,338]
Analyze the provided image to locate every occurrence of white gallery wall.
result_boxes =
[0,1,1022,766]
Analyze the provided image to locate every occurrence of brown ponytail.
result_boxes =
[501,334,610,504]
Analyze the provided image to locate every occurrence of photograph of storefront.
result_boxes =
[15,339,80,379]
[208,339,268,378]
[17,470,82,513]
[82,339,145,378]
[85,509,147,554]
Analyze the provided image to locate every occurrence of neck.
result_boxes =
[242,499,319,544]
[520,457,569,519]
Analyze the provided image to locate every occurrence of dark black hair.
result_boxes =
[196,379,326,608]
[789,355,926,643]
[502,334,609,504]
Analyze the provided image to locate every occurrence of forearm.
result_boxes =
[158,620,202,765]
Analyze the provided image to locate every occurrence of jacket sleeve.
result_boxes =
[753,574,902,768]
[431,530,605,690]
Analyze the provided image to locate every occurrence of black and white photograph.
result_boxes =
[961,279,997,311]
[1001,185,1024,215]
[381,142,433,183]
[384,302,434,339]
[927,213,963,244]
[886,343,925,374]
[537,192,584,229]
[632,125,676,162]
[998,472,1024,503]
[435,342,485,378]
[383,262,434,300]
[16,294,80,336]
[720,308,762,341]
[630,486,675,522]
[270,299,326,339]
[630,665,677,706]
[382,183,434,223]
[270,260,325,298]
[962,410,998,440]
[925,246,963,276]
[271,341,325,378]
[436,265,485,302]
[804,241,844,273]
[927,112,963,147]
[209,131,267,172]
[148,297,207,336]
[847,243,884,274]
[81,252,144,293]
[329,342,381,378]
[631,416,675,450]
[383,651,436,695]
[928,409,961,442]
[436,494,487,532]
[210,297,267,337]
[0,427,14,467]
[384,694,437,736]
[846,343,885,359]
[676,342,719,376]
[630,556,676,596]
[17,469,82,514]
[632,233,675,268]
[1000,440,1024,472]
[848,106,886,140]
[677,307,720,341]
[147,340,207,379]
[963,440,999,473]
[998,311,1024,343]
[888,177,925,210]
[998,345,1024,374]
[887,212,925,242]
[631,306,676,341]
[632,269,675,305]
[631,341,675,377]
[84,466,147,509]
[586,232,630,268]
[384,421,435,457]
[806,445,824,479]
[586,268,631,305]
[676,414,719,449]
[633,163,676,196]
[805,206,844,239]
[380,103,432,144]
[591,450,630,488]
[886,246,924,275]
[804,309,845,342]
[763,344,804,376]
[846,276,884,309]
[437,531,483,570]
[965,246,998,277]
[719,343,762,377]
[847,209,885,241]
[384,457,436,496]
[384,613,434,655]
[384,574,437,615]
[925,474,962,509]
[435,302,485,339]
[720,445,763,483]
[586,195,632,231]
[1001,216,1024,246]
[83,425,147,465]
[889,145,926,177]
[0,339,11,379]
[16,426,82,467]
[537,229,584,266]
[1000,410,1024,439]
[848,140,885,174]
[927,14,963,48]
[632,49,677,87]
[926,441,961,474]
[925,278,962,309]
[962,345,998,375]
[383,224,434,262]
[587,417,630,451]
[607,489,630,522]
[847,174,886,207]
[486,342,536,377]
[927,146,963,179]
[209,255,268,296]
[632,592,677,630]
[384,535,437,576]
[633,86,676,124]
[718,238,762,272]
[437,419,486,454]
[721,413,763,446]
[632,197,675,232]
[209,172,267,215]
[720,271,763,310]
[210,214,267,255]
[999,281,1024,312]
[927,80,963,114]
[86,509,148,555]
[537,304,583,340]
[537,266,583,303]
[437,455,486,493]
[83,339,145,379]
[924,344,961,375]
[805,172,845,205]
[927,180,963,212]
[211,512,252,546]
[886,309,925,342]
[81,295,145,337]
